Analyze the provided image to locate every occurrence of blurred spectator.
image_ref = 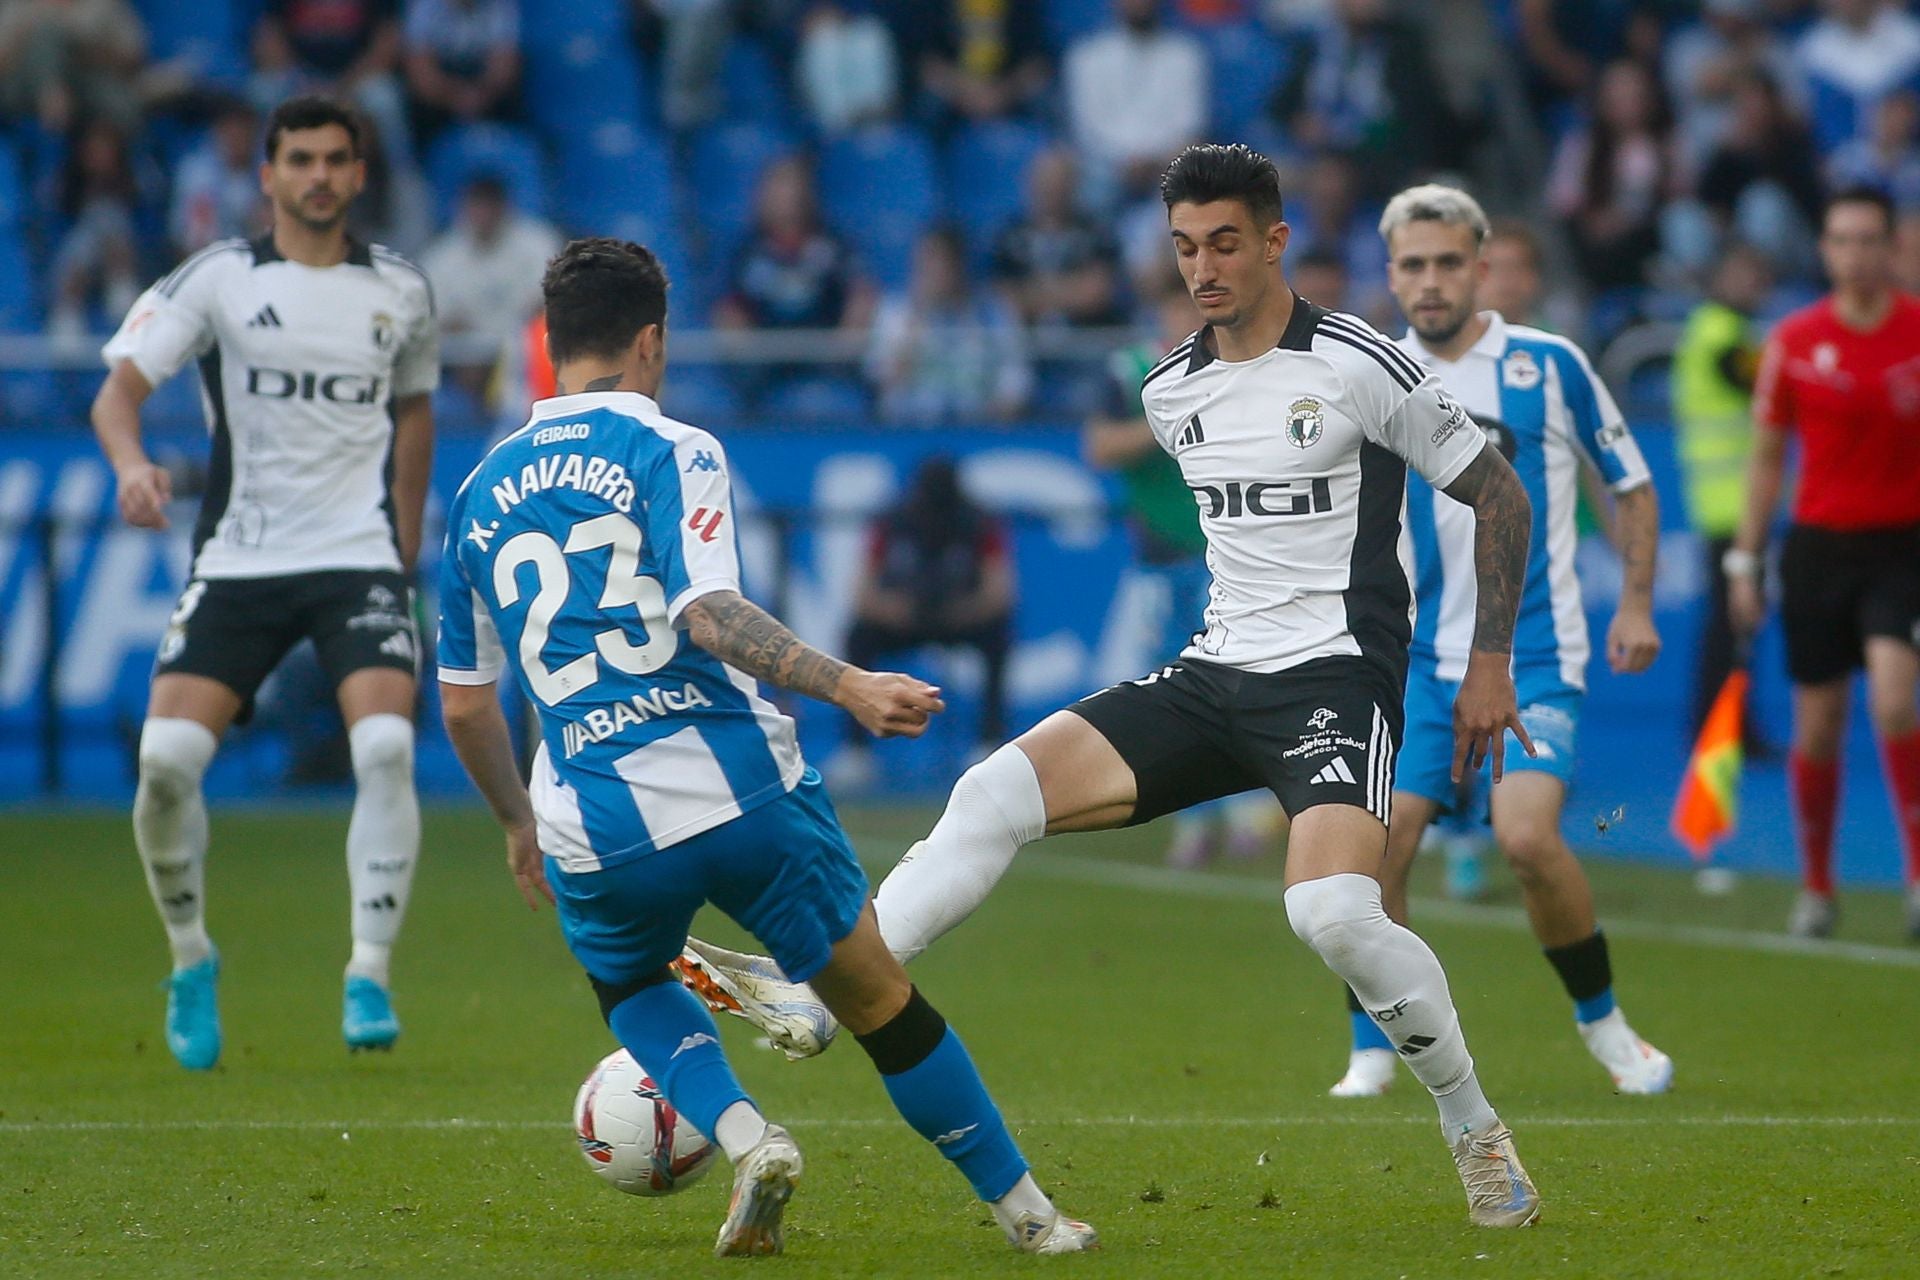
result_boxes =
[169,98,266,256]
[420,172,561,400]
[835,455,1015,782]
[1291,247,1349,313]
[1664,0,1796,176]
[867,225,1032,423]
[1286,152,1384,309]
[401,0,522,145]
[1514,0,1643,119]
[1270,0,1441,195]
[1678,70,1822,276]
[1480,218,1547,325]
[1547,57,1677,290]
[1792,0,1920,152]
[1827,90,1920,209]
[345,110,434,253]
[253,1,412,163]
[630,0,731,132]
[1898,208,1920,292]
[1671,241,1772,743]
[0,0,146,134]
[897,0,1050,125]
[797,2,899,135]
[1065,0,1207,205]
[48,117,142,341]
[716,156,872,332]
[990,148,1122,330]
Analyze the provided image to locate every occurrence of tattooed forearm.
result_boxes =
[681,590,848,704]
[1612,483,1659,608]
[1442,443,1533,655]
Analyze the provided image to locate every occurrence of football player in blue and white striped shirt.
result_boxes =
[436,238,1095,1259]
[1329,185,1674,1100]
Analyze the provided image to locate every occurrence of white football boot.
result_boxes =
[1449,1121,1542,1228]
[1578,1008,1674,1095]
[673,939,838,1061]
[1328,1047,1398,1097]
[1007,1209,1100,1255]
[1787,891,1838,938]
[714,1124,803,1258]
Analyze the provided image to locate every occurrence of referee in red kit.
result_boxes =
[1729,185,1920,940]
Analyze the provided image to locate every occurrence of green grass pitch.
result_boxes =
[3,805,1918,1278]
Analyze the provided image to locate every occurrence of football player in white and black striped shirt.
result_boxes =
[682,146,1548,1227]
[91,97,437,1069]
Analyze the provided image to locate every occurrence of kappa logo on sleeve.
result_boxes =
[687,507,725,543]
[685,449,721,473]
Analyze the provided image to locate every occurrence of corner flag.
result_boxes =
[1672,668,1748,860]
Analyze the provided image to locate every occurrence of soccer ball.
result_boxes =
[572,1048,718,1196]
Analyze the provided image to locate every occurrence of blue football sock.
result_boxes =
[879,1025,1029,1203]
[1351,1008,1395,1053]
[1575,987,1617,1025]
[607,980,752,1140]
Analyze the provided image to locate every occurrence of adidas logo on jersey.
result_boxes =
[246,304,282,328]
[1176,414,1205,448]
[1309,757,1358,786]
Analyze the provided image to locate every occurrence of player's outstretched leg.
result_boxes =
[600,971,799,1258]
[342,713,419,1052]
[672,937,840,1060]
[1284,806,1539,1227]
[134,717,222,1071]
[871,743,1048,963]
[812,908,1097,1255]
[1491,775,1671,1095]
[1329,792,1434,1098]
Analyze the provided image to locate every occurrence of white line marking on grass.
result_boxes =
[4,1115,1917,1134]
[1015,850,1920,970]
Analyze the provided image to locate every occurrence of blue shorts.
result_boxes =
[545,770,869,988]
[1396,664,1581,812]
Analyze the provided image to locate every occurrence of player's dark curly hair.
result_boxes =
[264,96,362,160]
[1823,183,1896,235]
[542,237,670,365]
[1160,143,1283,229]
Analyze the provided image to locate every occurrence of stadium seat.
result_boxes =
[425,124,549,221]
[719,38,791,129]
[1044,0,1112,49]
[1196,21,1289,135]
[687,122,797,249]
[945,120,1050,247]
[818,125,940,288]
[518,0,627,49]
[0,137,25,230]
[141,0,249,86]
[521,34,650,138]
[555,120,674,233]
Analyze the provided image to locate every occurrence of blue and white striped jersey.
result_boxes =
[437,391,802,873]
[1396,314,1651,690]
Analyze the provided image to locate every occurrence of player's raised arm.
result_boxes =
[1440,441,1537,780]
[679,590,945,738]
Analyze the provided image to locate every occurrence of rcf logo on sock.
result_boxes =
[686,507,725,543]
[1371,999,1409,1022]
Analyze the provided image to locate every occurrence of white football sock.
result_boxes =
[345,714,419,986]
[873,744,1046,963]
[714,1100,771,1162]
[1284,874,1496,1136]
[133,718,219,970]
[989,1172,1055,1235]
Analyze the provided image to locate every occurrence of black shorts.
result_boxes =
[1779,523,1920,685]
[1069,655,1405,825]
[155,569,419,711]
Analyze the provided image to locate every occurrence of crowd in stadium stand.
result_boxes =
[6,0,1920,427]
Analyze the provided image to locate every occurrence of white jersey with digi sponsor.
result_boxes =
[1139,297,1487,677]
[102,234,439,579]
[437,391,804,874]
[1395,314,1652,690]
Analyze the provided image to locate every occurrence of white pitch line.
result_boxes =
[1012,849,1920,970]
[3,1115,1916,1134]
